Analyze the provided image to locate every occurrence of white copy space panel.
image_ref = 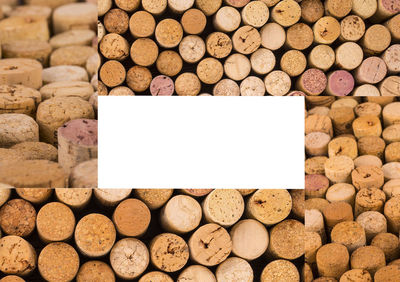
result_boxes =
[98,97,304,189]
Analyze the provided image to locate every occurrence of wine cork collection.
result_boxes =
[0,0,98,187]
[305,96,400,281]
[98,0,399,96]
[0,188,304,281]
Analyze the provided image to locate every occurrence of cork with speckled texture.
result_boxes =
[0,199,36,237]
[55,188,92,209]
[15,188,52,204]
[261,260,300,282]
[76,261,115,282]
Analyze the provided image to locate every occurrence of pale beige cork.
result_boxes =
[179,35,206,63]
[55,188,92,209]
[324,156,354,183]
[335,42,364,71]
[260,23,286,51]
[213,6,241,33]
[0,58,42,89]
[383,124,400,144]
[331,221,366,252]
[224,53,251,81]
[213,79,240,96]
[326,183,356,206]
[160,195,202,233]
[353,85,381,97]
[264,70,291,96]
[382,45,400,74]
[52,3,96,34]
[352,166,384,190]
[69,158,98,188]
[261,260,300,282]
[355,102,382,118]
[109,86,134,96]
[350,246,385,276]
[240,76,265,96]
[40,81,94,101]
[2,40,51,67]
[352,115,382,139]
[178,265,216,282]
[305,132,331,156]
[305,209,326,243]
[241,1,269,28]
[352,0,377,19]
[75,213,116,257]
[216,257,253,282]
[139,271,173,282]
[142,0,167,15]
[250,48,275,75]
[0,17,49,44]
[385,14,400,42]
[380,76,400,96]
[94,189,132,207]
[114,0,140,12]
[196,0,222,16]
[99,0,112,16]
[36,202,75,243]
[77,261,115,282]
[50,46,96,68]
[305,115,333,137]
[16,188,52,204]
[42,65,89,85]
[316,243,349,279]
[385,142,400,162]
[271,0,301,27]
[308,45,335,71]
[383,102,400,127]
[354,155,383,168]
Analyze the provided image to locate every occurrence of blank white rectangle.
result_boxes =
[98,97,304,189]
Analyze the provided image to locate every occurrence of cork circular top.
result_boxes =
[354,155,383,168]
[58,119,97,146]
[232,25,261,55]
[300,0,324,23]
[188,223,232,266]
[280,50,307,77]
[110,238,149,280]
[213,79,240,96]
[326,0,352,18]
[350,246,385,275]
[336,42,364,70]
[0,199,36,237]
[0,160,67,188]
[134,189,173,209]
[230,219,269,260]
[240,76,266,96]
[155,19,183,48]
[328,70,355,96]
[383,124,400,144]
[175,73,201,96]
[380,76,400,97]
[323,201,353,222]
[271,0,301,27]
[286,23,314,50]
[241,1,269,28]
[197,58,223,84]
[179,35,206,63]
[142,0,167,15]
[269,219,305,259]
[76,261,115,282]
[36,202,75,242]
[316,243,349,266]
[75,213,116,257]
[38,242,79,282]
[99,33,129,61]
[309,45,335,71]
[250,48,275,75]
[103,8,129,34]
[356,57,387,84]
[260,23,286,51]
[375,265,400,282]
[216,257,253,282]
[196,0,222,16]
[0,235,36,276]
[139,271,173,282]
[70,159,97,188]
[325,155,354,172]
[108,86,134,96]
[382,44,400,73]
[300,68,328,95]
[340,15,365,41]
[202,189,244,227]
[351,0,377,19]
[181,9,206,35]
[305,174,329,196]
[225,0,250,8]
[114,0,140,11]
[261,260,300,282]
[0,276,25,282]
[178,265,216,282]
[340,269,372,282]
[0,189,11,207]
[363,25,391,54]
[113,198,151,237]
[0,84,41,107]
[126,66,152,92]
[131,38,159,67]
[224,54,251,81]
[39,81,94,101]
[247,189,292,225]
[55,188,92,209]
[129,11,156,38]
[383,102,400,122]
[50,30,96,49]
[0,113,38,148]
[213,6,241,32]
[331,221,366,250]
[156,50,183,77]
[150,75,174,96]
[180,189,213,197]
[161,195,202,233]
[150,233,189,272]
[93,189,131,206]
[313,16,341,44]
[264,70,291,96]
[42,65,89,84]
[206,32,232,59]
[326,183,355,202]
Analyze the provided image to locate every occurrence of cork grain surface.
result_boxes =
[0,199,36,237]
[0,112,39,148]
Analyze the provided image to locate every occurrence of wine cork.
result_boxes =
[385,14,400,42]
[383,102,400,127]
[110,238,149,279]
[224,53,251,81]
[290,189,305,219]
[0,58,42,89]
[0,199,36,237]
[195,0,221,16]
[285,23,313,50]
[340,15,365,42]
[305,231,322,263]
[331,221,366,252]
[306,96,335,108]
[40,81,94,101]
[15,188,52,204]
[49,29,93,50]
[352,0,377,19]
[215,257,253,282]
[36,202,75,243]
[335,42,364,71]
[313,16,341,44]
[109,86,134,96]
[306,198,329,212]
[358,136,385,159]
[241,1,269,28]
[328,137,358,159]
[156,50,182,77]
[353,84,381,97]
[160,195,202,233]
[353,116,382,139]
[322,201,354,231]
[188,223,232,266]
[155,19,183,48]
[271,0,301,27]
[9,4,51,20]
[99,60,126,88]
[181,189,213,197]
[103,8,129,34]
[305,114,333,137]
[224,0,250,8]
[175,73,201,96]
[308,106,330,116]
[150,233,189,272]
[383,162,400,180]
[131,38,158,67]
[325,0,352,18]
[36,97,94,145]
[385,142,400,162]
[355,102,382,118]
[371,0,400,22]
[126,66,152,92]
[355,188,386,217]
[305,209,326,243]
[264,70,291,96]
[260,23,286,51]
[206,32,232,59]
[129,11,155,38]
[326,183,356,206]
[93,189,131,207]
[326,70,355,96]
[0,235,36,276]
[356,211,387,242]
[197,58,223,84]
[0,276,25,282]
[381,75,400,97]
[302,263,313,282]
[384,195,400,233]
[99,0,112,16]
[0,90,37,117]
[382,45,400,74]
[331,98,359,109]
[261,260,300,282]
[230,219,268,260]
[351,246,385,276]
[213,79,240,96]
[0,149,26,162]
[305,156,328,175]
[99,33,129,61]
[246,189,292,225]
[149,75,174,96]
[0,16,49,44]
[139,272,173,282]
[0,188,11,207]
[181,9,206,35]
[213,6,241,33]
[75,213,116,257]
[232,25,261,55]
[316,243,349,279]
[53,2,96,33]
[77,261,115,282]
[142,0,167,15]
[239,76,265,96]
[38,242,79,282]
[167,0,194,13]
[2,40,52,67]
[42,65,89,84]
[250,48,275,75]
[69,158,97,188]
[383,179,400,199]
[202,189,244,227]
[296,68,327,96]
[324,156,354,183]
[114,0,140,12]
[134,189,173,210]
[280,50,306,77]
[340,269,372,282]
[355,57,387,84]
[375,265,400,282]
[178,265,216,282]
[371,232,399,261]
[383,124,400,144]
[55,188,92,209]
[112,198,151,237]
[305,174,329,198]
[361,25,391,55]
[300,0,324,23]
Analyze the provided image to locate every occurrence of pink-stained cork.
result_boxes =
[382,0,400,13]
[300,69,327,95]
[328,70,355,96]
[58,119,97,146]
[150,75,174,96]
[288,91,306,96]
[305,174,329,198]
[355,57,387,84]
